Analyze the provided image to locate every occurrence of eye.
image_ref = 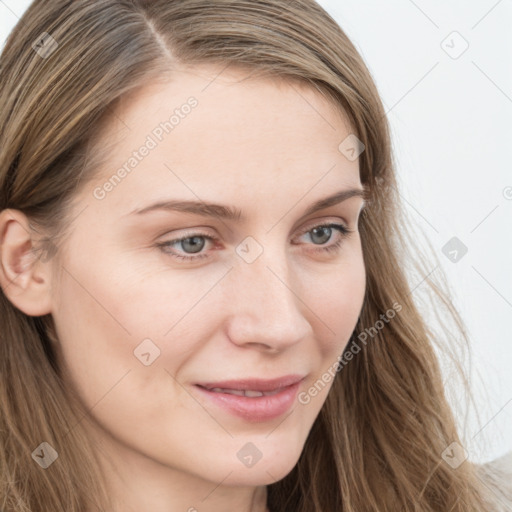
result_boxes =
[156,231,216,261]
[156,222,353,262]
[294,223,352,255]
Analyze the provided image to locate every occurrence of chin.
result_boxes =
[217,442,304,487]
[221,461,298,487]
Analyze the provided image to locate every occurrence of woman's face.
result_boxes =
[49,65,366,490]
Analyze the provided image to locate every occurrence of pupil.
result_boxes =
[311,226,331,244]
[182,236,205,253]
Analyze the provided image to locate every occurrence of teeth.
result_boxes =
[210,387,245,396]
[244,390,264,397]
[208,387,283,397]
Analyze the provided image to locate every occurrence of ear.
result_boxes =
[0,209,53,316]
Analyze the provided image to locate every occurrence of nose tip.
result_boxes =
[224,262,312,352]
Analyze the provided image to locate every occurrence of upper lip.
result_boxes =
[196,374,305,392]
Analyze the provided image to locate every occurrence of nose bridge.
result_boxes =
[225,241,311,348]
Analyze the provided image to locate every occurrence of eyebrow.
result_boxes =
[127,187,368,222]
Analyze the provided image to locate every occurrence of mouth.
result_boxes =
[193,374,305,422]
[196,374,305,393]
[196,386,284,397]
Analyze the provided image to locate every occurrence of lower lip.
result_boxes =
[194,381,301,422]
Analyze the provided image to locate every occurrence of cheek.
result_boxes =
[50,265,137,410]
[99,252,228,331]
[303,250,366,354]
[51,264,197,452]
[294,256,365,410]
[50,248,228,404]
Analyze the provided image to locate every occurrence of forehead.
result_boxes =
[79,65,361,217]
[104,64,353,148]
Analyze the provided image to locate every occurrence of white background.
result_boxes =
[1,0,511,464]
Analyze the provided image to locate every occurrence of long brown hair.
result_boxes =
[0,0,491,510]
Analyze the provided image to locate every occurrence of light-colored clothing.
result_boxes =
[477,451,512,511]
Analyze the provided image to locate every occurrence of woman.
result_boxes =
[0,1,510,511]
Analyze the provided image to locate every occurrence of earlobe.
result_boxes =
[0,209,53,316]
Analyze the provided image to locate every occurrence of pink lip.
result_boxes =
[194,374,304,422]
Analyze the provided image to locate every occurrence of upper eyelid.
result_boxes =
[297,216,350,233]
[160,215,354,240]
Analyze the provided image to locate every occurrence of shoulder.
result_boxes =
[476,451,512,511]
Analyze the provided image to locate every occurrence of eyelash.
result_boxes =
[156,223,352,262]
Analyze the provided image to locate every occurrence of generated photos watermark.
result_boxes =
[93,96,199,200]
[298,301,402,405]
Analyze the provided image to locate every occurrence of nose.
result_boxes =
[223,247,312,353]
